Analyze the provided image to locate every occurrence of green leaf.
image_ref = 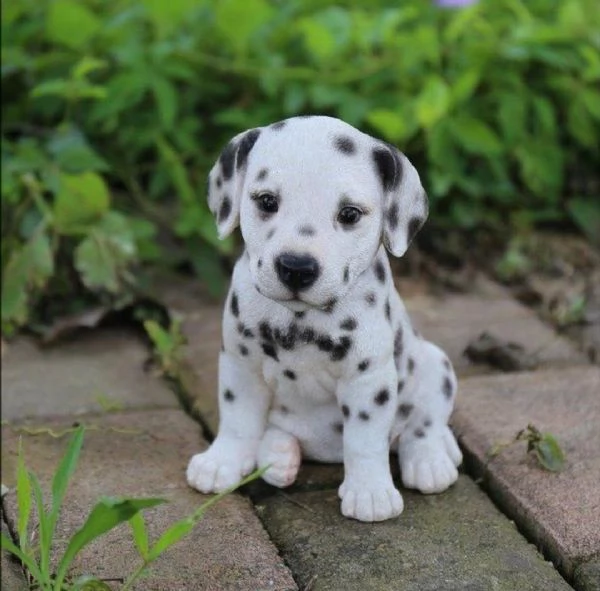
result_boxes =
[567,197,600,246]
[55,497,167,589]
[50,427,84,537]
[54,172,110,234]
[534,434,565,472]
[215,0,274,53]
[449,115,503,155]
[450,69,481,105]
[16,439,32,552]
[0,532,45,584]
[497,92,527,146]
[299,18,336,61]
[71,575,114,590]
[152,77,178,129]
[29,471,52,578]
[46,0,101,49]
[74,212,137,292]
[515,141,563,197]
[71,57,108,81]
[129,512,149,560]
[415,76,450,129]
[47,127,108,174]
[366,109,408,142]
[1,231,54,327]
[142,0,199,37]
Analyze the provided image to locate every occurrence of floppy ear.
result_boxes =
[207,127,262,238]
[372,143,429,258]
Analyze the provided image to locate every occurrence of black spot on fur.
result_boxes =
[218,196,232,223]
[407,216,424,245]
[216,176,222,188]
[384,299,391,322]
[394,327,404,360]
[262,343,278,361]
[236,129,261,170]
[443,358,451,370]
[414,428,426,438]
[374,388,390,406]
[279,405,290,414]
[257,258,263,268]
[334,135,356,155]
[342,404,350,418]
[397,379,405,393]
[340,317,357,331]
[283,369,297,380]
[230,292,239,317]
[219,142,237,181]
[256,168,268,181]
[398,402,413,418]
[358,410,370,421]
[300,327,315,343]
[259,322,273,342]
[424,417,432,427]
[358,359,370,372]
[295,311,306,319]
[317,335,334,352]
[332,422,343,434]
[238,344,249,356]
[243,327,254,338]
[442,376,454,399]
[343,266,350,283]
[323,298,337,313]
[271,120,286,130]
[408,357,415,374]
[266,228,276,240]
[298,225,316,236]
[386,202,399,231]
[223,389,235,402]
[331,336,352,361]
[372,145,402,192]
[365,292,377,307]
[374,260,386,283]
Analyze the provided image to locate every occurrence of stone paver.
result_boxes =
[1,409,297,591]
[574,559,600,591]
[401,276,587,377]
[1,329,178,421]
[452,367,600,580]
[256,475,572,591]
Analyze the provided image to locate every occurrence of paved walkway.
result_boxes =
[1,274,598,590]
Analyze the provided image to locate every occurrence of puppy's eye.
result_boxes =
[337,206,363,226]
[253,192,279,214]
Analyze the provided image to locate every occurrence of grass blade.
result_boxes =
[1,531,45,583]
[29,472,52,584]
[54,497,166,589]
[50,426,84,529]
[16,438,32,551]
[128,512,149,560]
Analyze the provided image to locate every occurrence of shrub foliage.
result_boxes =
[2,0,599,333]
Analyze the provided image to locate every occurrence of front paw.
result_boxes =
[338,479,404,522]
[187,445,256,493]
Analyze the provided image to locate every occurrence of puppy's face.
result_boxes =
[207,117,428,311]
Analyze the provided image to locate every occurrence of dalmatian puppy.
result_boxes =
[187,115,462,522]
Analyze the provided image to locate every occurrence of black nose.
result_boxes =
[275,253,320,291]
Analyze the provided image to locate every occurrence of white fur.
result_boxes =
[187,116,461,522]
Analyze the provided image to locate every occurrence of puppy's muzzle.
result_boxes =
[275,252,320,291]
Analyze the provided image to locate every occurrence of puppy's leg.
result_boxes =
[257,426,301,488]
[187,351,271,493]
[395,341,462,493]
[337,360,404,522]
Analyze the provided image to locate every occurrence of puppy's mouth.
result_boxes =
[254,284,329,312]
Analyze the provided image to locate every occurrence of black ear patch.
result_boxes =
[372,144,403,192]
[218,195,232,223]
[219,141,237,181]
[407,216,425,244]
[236,129,261,171]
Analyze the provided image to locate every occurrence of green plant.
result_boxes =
[143,318,186,378]
[488,423,566,472]
[3,0,599,335]
[1,426,262,590]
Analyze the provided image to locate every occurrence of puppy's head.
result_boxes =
[207,116,428,311]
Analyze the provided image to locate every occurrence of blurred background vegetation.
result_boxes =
[2,0,599,336]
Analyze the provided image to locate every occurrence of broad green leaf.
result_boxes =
[534,434,565,472]
[497,92,527,145]
[47,127,108,173]
[1,231,54,327]
[142,0,200,37]
[415,76,450,128]
[215,0,274,53]
[580,89,600,121]
[50,427,84,535]
[72,57,108,81]
[449,115,503,155]
[54,172,110,234]
[46,0,101,50]
[515,141,563,197]
[366,109,408,142]
[155,135,195,204]
[31,79,70,99]
[567,98,597,148]
[187,237,229,298]
[450,69,481,105]
[299,18,336,61]
[567,197,600,246]
[129,512,149,560]
[55,497,167,589]
[16,439,32,551]
[152,77,178,129]
[74,212,137,292]
[144,320,173,360]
